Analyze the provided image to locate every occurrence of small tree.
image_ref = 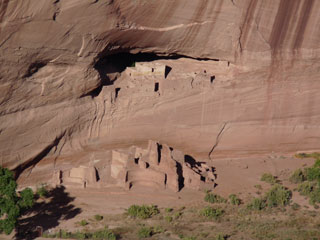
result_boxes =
[0,167,34,235]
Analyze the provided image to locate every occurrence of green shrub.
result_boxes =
[309,189,320,205]
[265,184,292,207]
[72,231,87,239]
[289,169,306,184]
[138,227,153,238]
[216,234,229,240]
[247,198,266,211]
[291,203,301,210]
[200,232,209,238]
[295,152,320,159]
[313,159,320,168]
[153,225,164,234]
[228,194,241,205]
[18,188,34,210]
[246,188,291,210]
[94,214,103,221]
[165,215,173,223]
[178,206,186,211]
[0,167,34,235]
[181,236,197,240]
[260,173,277,184]
[304,167,320,181]
[152,226,166,234]
[204,192,227,204]
[60,230,72,238]
[297,180,320,205]
[79,219,88,226]
[200,206,224,220]
[42,232,54,238]
[91,228,116,240]
[43,228,116,240]
[311,153,320,159]
[127,205,159,219]
[290,157,320,206]
[165,207,173,213]
[174,211,182,219]
[295,153,309,159]
[36,184,48,198]
[298,182,316,196]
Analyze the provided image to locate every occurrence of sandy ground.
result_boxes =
[2,152,317,239]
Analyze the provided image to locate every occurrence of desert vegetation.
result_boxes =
[41,196,320,239]
[260,173,278,185]
[126,204,160,219]
[2,154,320,239]
[0,167,34,235]
[289,153,320,206]
[42,228,117,240]
[204,191,227,204]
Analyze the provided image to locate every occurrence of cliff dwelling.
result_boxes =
[51,140,215,192]
[1,0,320,238]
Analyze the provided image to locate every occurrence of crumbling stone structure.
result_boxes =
[53,166,98,188]
[126,62,166,78]
[53,140,215,191]
[110,140,215,191]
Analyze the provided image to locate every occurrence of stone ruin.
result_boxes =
[52,165,98,189]
[52,140,216,191]
[126,62,167,79]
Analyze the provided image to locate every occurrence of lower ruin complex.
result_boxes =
[52,140,215,191]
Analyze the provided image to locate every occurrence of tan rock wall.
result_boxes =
[0,0,319,170]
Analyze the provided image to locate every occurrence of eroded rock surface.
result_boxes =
[0,0,319,177]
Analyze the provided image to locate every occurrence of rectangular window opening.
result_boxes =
[115,87,121,99]
[154,82,159,92]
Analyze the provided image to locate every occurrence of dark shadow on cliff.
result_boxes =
[184,155,206,168]
[184,154,218,189]
[93,52,218,85]
[15,186,81,240]
[165,66,172,78]
[14,133,65,181]
[176,161,184,191]
[93,52,180,86]
[89,51,219,98]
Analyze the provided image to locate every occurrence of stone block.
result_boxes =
[112,150,129,165]
[138,160,148,169]
[134,147,147,159]
[126,168,166,190]
[147,140,159,165]
[69,166,86,179]
[166,174,179,192]
[63,175,84,185]
[183,164,202,190]
[111,150,129,179]
[171,149,184,163]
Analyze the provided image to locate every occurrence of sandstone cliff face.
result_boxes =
[0,0,319,172]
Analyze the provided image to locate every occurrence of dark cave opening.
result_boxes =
[93,52,188,84]
[93,52,219,84]
[23,61,47,78]
[87,51,219,98]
